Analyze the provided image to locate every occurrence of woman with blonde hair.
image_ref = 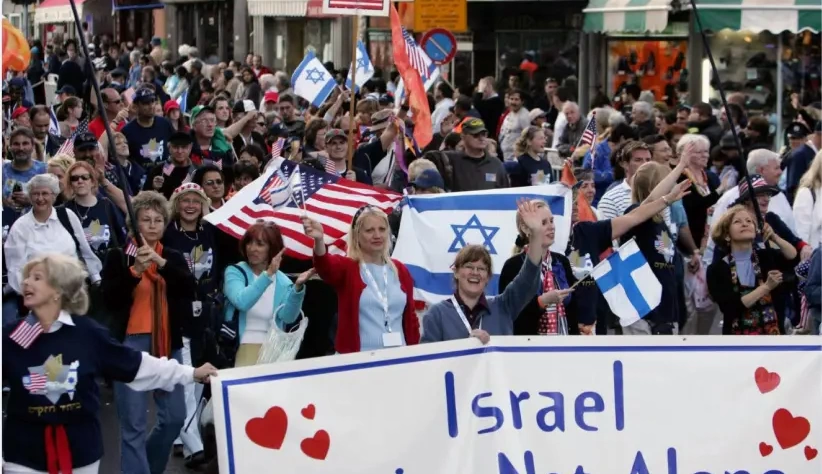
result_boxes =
[707,205,797,335]
[2,253,217,474]
[302,206,420,353]
[792,151,822,248]
[510,126,552,187]
[47,154,75,203]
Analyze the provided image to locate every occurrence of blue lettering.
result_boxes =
[536,392,565,432]
[498,451,535,474]
[574,466,590,474]
[574,392,604,431]
[509,391,530,430]
[445,371,458,438]
[614,361,625,431]
[472,392,504,435]
[667,447,677,474]
[764,471,786,474]
[726,471,751,474]
[630,451,650,474]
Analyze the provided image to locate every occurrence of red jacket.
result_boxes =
[314,251,420,353]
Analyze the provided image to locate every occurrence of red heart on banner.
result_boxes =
[773,408,811,450]
[301,404,316,420]
[755,367,781,394]
[805,446,818,461]
[245,406,288,450]
[301,429,331,460]
[759,442,774,457]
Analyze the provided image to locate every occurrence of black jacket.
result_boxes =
[101,246,196,352]
[689,116,724,149]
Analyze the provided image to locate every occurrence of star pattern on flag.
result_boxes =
[448,214,500,254]
[356,56,371,72]
[305,67,326,85]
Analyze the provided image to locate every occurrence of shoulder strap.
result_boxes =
[55,206,84,262]
[230,263,248,285]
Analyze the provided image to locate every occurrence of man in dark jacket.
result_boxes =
[688,102,723,149]
[785,122,821,202]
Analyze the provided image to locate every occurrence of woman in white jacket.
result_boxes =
[793,151,822,250]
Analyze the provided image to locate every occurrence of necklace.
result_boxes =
[176,221,200,241]
[71,200,91,223]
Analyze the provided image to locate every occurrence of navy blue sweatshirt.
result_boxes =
[3,316,142,470]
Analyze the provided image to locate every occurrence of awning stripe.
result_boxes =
[583,0,673,32]
[34,0,85,25]
[247,0,306,16]
[691,0,822,33]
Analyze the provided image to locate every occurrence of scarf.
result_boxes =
[143,242,171,358]
[538,253,568,335]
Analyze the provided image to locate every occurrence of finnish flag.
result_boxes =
[591,238,661,327]
[291,51,337,108]
[345,40,374,92]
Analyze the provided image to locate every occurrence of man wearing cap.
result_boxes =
[88,88,129,139]
[10,106,30,129]
[108,68,128,92]
[231,100,265,157]
[785,121,821,203]
[387,168,445,238]
[261,91,280,113]
[353,109,399,184]
[189,105,235,178]
[323,129,371,184]
[529,108,548,128]
[122,87,175,168]
[143,132,201,198]
[448,118,509,192]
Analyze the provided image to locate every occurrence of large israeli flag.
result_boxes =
[291,51,337,108]
[345,41,375,92]
[393,185,572,305]
[591,238,662,327]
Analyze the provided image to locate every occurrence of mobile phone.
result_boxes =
[12,183,21,193]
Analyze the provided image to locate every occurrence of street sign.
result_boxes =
[413,0,467,32]
[420,29,457,66]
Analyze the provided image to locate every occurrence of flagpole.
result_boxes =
[346,15,360,171]
[66,0,142,247]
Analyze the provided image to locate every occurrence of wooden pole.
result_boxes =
[346,16,359,170]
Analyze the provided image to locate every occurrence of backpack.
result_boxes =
[202,264,246,369]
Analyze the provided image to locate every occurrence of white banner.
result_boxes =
[212,337,822,474]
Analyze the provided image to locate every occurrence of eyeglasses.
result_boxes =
[462,264,488,274]
[256,121,266,126]
[204,179,224,186]
[70,174,91,182]
[31,191,54,199]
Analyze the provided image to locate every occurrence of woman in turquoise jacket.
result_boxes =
[222,222,313,367]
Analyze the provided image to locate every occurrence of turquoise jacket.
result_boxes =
[222,262,305,339]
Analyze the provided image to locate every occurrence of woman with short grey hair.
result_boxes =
[4,173,102,322]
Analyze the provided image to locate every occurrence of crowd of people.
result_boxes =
[2,34,821,474]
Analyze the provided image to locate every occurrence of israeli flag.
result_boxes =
[178,89,188,114]
[394,61,440,108]
[591,238,662,327]
[291,51,336,108]
[345,41,374,92]
[393,185,572,305]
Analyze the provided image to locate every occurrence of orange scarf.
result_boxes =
[143,242,170,358]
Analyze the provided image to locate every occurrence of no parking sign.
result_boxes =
[420,28,457,66]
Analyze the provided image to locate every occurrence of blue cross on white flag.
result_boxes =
[291,51,337,108]
[178,89,188,114]
[591,238,662,327]
[392,185,572,305]
[345,40,374,92]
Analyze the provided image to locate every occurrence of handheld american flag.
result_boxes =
[10,314,44,349]
[204,160,402,258]
[54,118,91,157]
[574,111,597,151]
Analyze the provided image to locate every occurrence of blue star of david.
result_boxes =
[304,67,326,85]
[448,214,500,254]
[356,57,370,72]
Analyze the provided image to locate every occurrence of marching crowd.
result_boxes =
[1,34,821,474]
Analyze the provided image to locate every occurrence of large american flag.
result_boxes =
[54,118,91,157]
[402,28,427,76]
[10,315,44,349]
[206,161,402,258]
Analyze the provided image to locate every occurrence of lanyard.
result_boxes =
[450,295,482,334]
[362,263,391,332]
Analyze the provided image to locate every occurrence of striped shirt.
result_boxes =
[598,179,675,243]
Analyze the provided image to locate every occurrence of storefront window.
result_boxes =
[497,31,579,86]
[780,31,821,121]
[707,30,778,116]
[606,38,689,107]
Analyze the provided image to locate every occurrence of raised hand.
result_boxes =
[666,179,692,203]
[516,198,544,233]
[266,248,286,277]
[301,216,324,241]
[294,268,316,290]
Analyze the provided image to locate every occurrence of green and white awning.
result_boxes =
[691,0,822,33]
[583,0,674,33]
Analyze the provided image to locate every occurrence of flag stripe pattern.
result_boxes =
[54,118,90,157]
[737,176,768,197]
[208,161,402,258]
[324,158,338,175]
[10,315,44,349]
[124,239,138,257]
[271,138,286,158]
[402,28,427,75]
[577,112,597,149]
[24,373,47,392]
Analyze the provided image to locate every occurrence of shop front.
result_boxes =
[161,0,232,62]
[34,0,112,43]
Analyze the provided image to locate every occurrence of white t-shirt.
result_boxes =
[241,284,276,344]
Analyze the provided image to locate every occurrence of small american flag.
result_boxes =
[738,176,769,197]
[575,111,597,151]
[124,239,138,257]
[54,118,91,157]
[208,161,402,258]
[10,315,44,349]
[402,28,427,76]
[271,138,286,158]
[259,171,288,207]
[23,373,47,393]
[324,158,338,175]
[162,162,174,176]
[215,159,223,171]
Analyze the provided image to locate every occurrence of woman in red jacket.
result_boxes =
[301,206,420,353]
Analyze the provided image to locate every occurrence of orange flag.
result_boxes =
[560,160,576,187]
[576,193,598,223]
[390,4,433,149]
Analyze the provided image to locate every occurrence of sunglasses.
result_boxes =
[70,174,91,182]
[204,179,224,186]
[256,121,266,126]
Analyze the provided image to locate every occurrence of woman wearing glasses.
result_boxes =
[301,206,420,353]
[192,165,226,212]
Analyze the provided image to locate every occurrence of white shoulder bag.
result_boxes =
[256,304,309,365]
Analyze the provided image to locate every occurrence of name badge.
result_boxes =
[382,332,403,347]
[485,173,496,182]
[192,301,202,318]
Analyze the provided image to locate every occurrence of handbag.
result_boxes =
[204,264,246,369]
[256,305,308,365]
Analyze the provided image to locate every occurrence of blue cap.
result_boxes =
[133,87,156,103]
[56,85,77,95]
[410,169,444,190]
[267,122,288,138]
[8,77,26,87]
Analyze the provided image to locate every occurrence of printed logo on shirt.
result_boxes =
[568,249,594,280]
[655,231,675,263]
[22,354,80,405]
[84,219,111,250]
[140,138,165,162]
[2,224,9,242]
[485,173,497,182]
[184,245,214,280]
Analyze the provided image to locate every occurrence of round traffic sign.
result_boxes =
[420,28,457,66]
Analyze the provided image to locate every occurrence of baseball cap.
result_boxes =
[528,108,548,123]
[460,118,487,135]
[267,122,288,139]
[9,77,26,88]
[133,88,156,103]
[163,100,180,114]
[786,121,811,139]
[232,99,257,114]
[56,85,77,96]
[169,131,193,146]
[410,169,445,190]
[73,132,99,151]
[190,105,214,123]
[263,91,280,104]
[325,128,347,143]
[11,106,28,120]
[110,67,127,78]
[370,109,394,131]
[734,174,780,204]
